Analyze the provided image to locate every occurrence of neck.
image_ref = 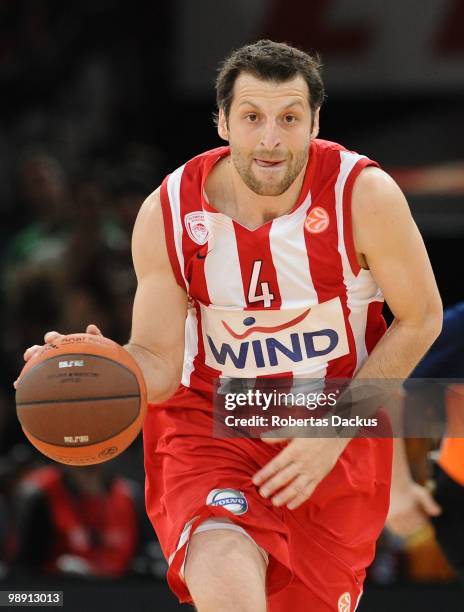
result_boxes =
[207,153,308,230]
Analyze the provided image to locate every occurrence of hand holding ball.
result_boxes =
[15,332,147,465]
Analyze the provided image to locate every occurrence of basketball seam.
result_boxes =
[21,394,142,447]
[17,394,140,406]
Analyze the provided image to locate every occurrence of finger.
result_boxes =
[86,324,102,336]
[260,436,288,445]
[287,481,318,510]
[271,474,314,508]
[259,462,299,498]
[252,448,293,486]
[419,490,442,517]
[24,345,43,361]
[44,331,63,344]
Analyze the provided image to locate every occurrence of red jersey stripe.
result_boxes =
[160,176,186,290]
[304,150,357,378]
[233,221,282,310]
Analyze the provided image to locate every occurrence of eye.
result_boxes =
[284,114,296,124]
[245,113,258,122]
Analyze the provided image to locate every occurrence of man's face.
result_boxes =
[218,73,319,196]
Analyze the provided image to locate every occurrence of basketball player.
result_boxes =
[387,302,464,582]
[22,41,442,610]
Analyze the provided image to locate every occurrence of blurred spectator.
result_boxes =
[2,267,63,406]
[0,444,37,576]
[5,151,70,267]
[1,157,147,400]
[13,463,144,579]
[1,151,71,366]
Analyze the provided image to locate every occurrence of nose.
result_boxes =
[259,119,281,151]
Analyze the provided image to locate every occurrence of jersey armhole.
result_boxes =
[343,158,380,277]
[160,177,188,291]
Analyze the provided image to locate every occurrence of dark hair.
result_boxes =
[215,40,325,124]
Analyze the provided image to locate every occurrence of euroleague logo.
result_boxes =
[206,488,248,515]
[338,591,351,612]
[304,206,330,234]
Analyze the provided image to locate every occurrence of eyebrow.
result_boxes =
[238,99,305,110]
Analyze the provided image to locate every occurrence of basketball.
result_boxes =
[15,333,147,466]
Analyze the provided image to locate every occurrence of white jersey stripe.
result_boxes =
[167,164,189,290]
[181,306,199,387]
[335,151,378,374]
[203,212,247,307]
[269,192,319,308]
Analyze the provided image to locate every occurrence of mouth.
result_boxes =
[254,158,286,169]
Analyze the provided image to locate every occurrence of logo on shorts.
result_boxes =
[338,592,351,612]
[185,211,209,245]
[206,488,248,515]
[304,206,330,234]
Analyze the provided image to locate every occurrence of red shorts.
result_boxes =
[143,385,392,610]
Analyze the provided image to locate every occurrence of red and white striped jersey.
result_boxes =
[160,139,386,392]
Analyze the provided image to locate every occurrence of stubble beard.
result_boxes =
[230,145,309,196]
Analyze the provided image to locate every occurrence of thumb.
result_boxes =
[86,324,102,336]
[260,435,288,445]
[418,487,442,517]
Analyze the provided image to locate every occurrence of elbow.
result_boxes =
[126,342,183,404]
[147,380,181,404]
[146,366,182,404]
[424,300,443,346]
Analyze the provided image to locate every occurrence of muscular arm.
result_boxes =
[253,167,443,510]
[125,188,188,403]
[352,166,443,379]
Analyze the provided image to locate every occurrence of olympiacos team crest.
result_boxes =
[184,211,209,245]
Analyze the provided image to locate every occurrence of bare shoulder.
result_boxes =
[133,187,162,235]
[132,187,169,276]
[352,166,414,257]
[352,166,408,215]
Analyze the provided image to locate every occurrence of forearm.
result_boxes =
[355,317,441,380]
[335,316,441,440]
[125,342,181,403]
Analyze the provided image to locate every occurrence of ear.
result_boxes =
[217,108,229,142]
[311,107,320,139]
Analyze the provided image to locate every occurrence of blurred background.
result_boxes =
[1,0,463,610]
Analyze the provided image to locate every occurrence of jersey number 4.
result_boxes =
[248,260,275,308]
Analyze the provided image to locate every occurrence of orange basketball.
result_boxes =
[15,333,147,466]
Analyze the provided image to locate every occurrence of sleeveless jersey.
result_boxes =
[160,139,386,393]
